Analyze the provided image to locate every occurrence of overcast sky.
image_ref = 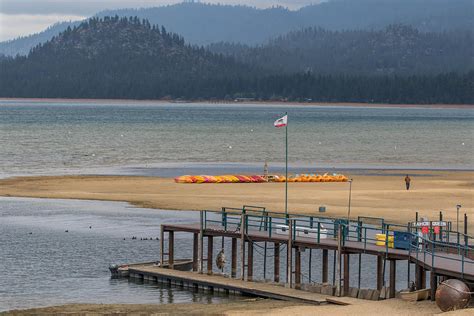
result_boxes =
[0,0,324,41]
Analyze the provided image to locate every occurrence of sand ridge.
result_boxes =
[0,170,472,229]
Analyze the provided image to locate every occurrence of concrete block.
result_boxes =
[358,288,367,299]
[321,285,335,296]
[379,286,389,299]
[349,287,359,298]
[371,289,380,301]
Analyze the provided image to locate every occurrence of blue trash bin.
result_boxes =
[394,231,412,250]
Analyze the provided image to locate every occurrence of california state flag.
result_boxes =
[274,115,288,128]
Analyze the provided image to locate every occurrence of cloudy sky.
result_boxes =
[0,0,324,41]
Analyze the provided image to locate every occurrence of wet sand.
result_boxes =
[0,170,472,229]
[2,299,472,315]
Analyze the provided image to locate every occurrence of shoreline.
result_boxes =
[2,299,472,315]
[1,97,473,109]
[0,170,472,230]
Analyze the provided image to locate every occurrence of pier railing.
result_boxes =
[202,207,473,277]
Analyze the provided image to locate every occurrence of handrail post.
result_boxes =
[269,216,272,238]
[364,227,367,251]
[317,222,320,244]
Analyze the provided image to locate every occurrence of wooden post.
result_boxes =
[160,225,164,267]
[343,254,350,296]
[295,247,301,289]
[389,260,396,298]
[415,265,426,289]
[430,272,437,301]
[377,255,383,291]
[287,219,293,288]
[247,240,254,281]
[322,249,328,283]
[231,238,237,278]
[169,231,174,269]
[274,242,280,283]
[207,236,213,275]
[240,214,246,280]
[192,233,199,272]
[199,210,204,274]
[337,225,342,296]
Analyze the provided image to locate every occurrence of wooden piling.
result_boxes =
[377,255,383,291]
[322,249,328,283]
[247,240,254,281]
[207,236,213,275]
[415,265,426,289]
[193,233,198,272]
[287,219,293,288]
[343,253,350,296]
[160,225,164,267]
[295,247,301,289]
[240,215,246,280]
[430,272,437,301]
[274,242,280,283]
[389,260,396,298]
[231,238,237,278]
[169,231,174,269]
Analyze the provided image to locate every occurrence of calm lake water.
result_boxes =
[0,100,473,178]
[0,198,246,312]
[1,197,421,312]
[0,100,466,310]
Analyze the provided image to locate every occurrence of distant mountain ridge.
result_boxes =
[1,17,472,104]
[208,25,474,75]
[1,0,473,56]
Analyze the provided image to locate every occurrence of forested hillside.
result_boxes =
[208,25,474,75]
[1,17,472,104]
[1,0,473,56]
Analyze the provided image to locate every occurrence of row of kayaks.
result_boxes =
[175,175,267,183]
[174,173,348,184]
[271,173,349,182]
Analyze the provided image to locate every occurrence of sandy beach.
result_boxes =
[2,298,473,315]
[1,170,472,315]
[0,170,472,229]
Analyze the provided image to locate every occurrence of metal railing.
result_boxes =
[201,207,473,278]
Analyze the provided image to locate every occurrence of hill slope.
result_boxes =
[1,17,472,104]
[1,0,473,56]
[208,25,474,75]
[0,17,252,99]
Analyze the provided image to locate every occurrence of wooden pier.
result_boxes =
[133,207,473,303]
[128,264,354,305]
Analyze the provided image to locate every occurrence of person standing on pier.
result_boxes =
[405,175,411,190]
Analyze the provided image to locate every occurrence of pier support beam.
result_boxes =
[231,238,237,278]
[322,249,328,283]
[274,243,280,283]
[247,241,254,281]
[377,256,383,291]
[295,247,301,289]
[415,265,426,289]
[169,231,174,269]
[343,254,350,296]
[193,233,199,272]
[207,236,213,275]
[430,272,437,301]
[389,260,396,298]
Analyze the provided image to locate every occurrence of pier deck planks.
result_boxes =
[128,265,356,305]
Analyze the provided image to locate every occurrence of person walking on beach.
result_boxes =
[405,175,411,190]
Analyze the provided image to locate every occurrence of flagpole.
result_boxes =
[285,112,288,215]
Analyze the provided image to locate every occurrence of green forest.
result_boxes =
[0,17,472,104]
